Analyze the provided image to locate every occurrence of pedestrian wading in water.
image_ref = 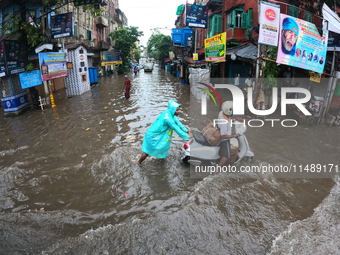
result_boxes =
[124,75,131,99]
[137,100,191,164]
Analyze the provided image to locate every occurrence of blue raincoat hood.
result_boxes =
[168,100,181,116]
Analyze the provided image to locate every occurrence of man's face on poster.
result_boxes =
[282,29,297,52]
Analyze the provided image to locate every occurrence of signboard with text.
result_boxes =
[277,14,328,74]
[205,32,226,62]
[259,1,280,46]
[0,40,25,77]
[50,12,74,39]
[38,52,68,81]
[185,4,208,28]
[100,50,123,66]
[19,70,43,89]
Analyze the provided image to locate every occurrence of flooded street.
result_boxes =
[1,66,340,254]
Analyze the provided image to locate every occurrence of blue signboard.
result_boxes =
[19,70,43,89]
[1,92,29,114]
[171,27,193,47]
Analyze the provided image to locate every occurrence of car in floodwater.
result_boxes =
[144,62,154,72]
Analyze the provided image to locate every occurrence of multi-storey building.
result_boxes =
[0,0,127,114]
[174,0,326,81]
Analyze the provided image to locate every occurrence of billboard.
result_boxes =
[276,14,328,74]
[185,4,208,28]
[259,1,280,46]
[38,52,68,81]
[0,40,25,77]
[101,50,123,66]
[205,32,226,62]
[50,12,74,39]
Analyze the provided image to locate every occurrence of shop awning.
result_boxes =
[322,3,340,34]
[226,44,257,62]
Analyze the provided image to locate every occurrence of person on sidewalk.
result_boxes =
[137,100,191,165]
[234,73,240,86]
[124,75,131,99]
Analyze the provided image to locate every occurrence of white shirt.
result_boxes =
[234,75,240,86]
[245,78,252,87]
[217,111,231,136]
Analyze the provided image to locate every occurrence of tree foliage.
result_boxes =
[146,30,173,61]
[264,46,280,88]
[134,48,142,63]
[109,26,143,73]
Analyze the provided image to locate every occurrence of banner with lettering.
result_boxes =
[259,1,280,46]
[205,32,226,62]
[277,14,328,74]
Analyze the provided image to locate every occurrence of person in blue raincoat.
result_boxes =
[137,100,191,164]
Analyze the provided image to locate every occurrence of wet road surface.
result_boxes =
[0,65,339,254]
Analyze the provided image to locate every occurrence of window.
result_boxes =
[1,5,20,35]
[288,6,299,18]
[208,14,222,38]
[87,30,92,40]
[305,12,312,22]
[226,8,253,29]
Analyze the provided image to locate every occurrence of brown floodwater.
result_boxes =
[0,65,339,254]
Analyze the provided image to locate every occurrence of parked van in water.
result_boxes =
[144,62,154,72]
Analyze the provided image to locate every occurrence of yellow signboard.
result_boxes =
[204,32,226,62]
[193,53,198,60]
[309,71,321,83]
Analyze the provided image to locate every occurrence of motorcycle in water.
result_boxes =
[181,120,254,166]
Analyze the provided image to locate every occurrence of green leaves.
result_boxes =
[108,26,143,70]
[146,32,173,61]
[264,46,280,88]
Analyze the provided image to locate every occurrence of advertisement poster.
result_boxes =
[50,12,74,39]
[205,32,226,62]
[309,71,321,83]
[100,50,123,66]
[0,40,25,76]
[185,4,208,28]
[259,1,280,46]
[277,14,328,74]
[38,52,68,81]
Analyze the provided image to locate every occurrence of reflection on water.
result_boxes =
[0,66,339,254]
